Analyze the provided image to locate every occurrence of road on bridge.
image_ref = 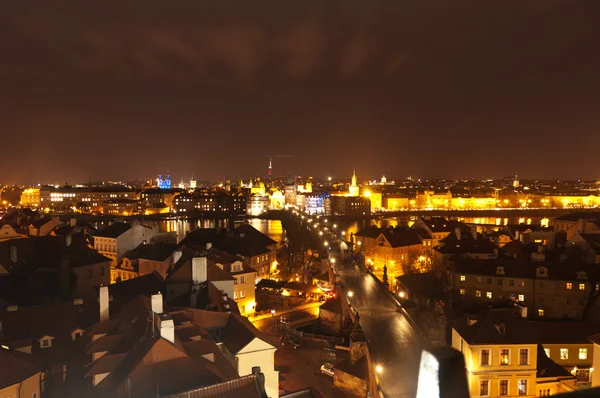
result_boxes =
[338,263,425,398]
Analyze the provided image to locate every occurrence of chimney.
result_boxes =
[206,242,212,250]
[467,316,478,326]
[173,250,183,264]
[471,230,477,240]
[151,293,163,314]
[192,257,207,284]
[515,230,521,241]
[65,235,72,247]
[158,314,175,344]
[455,228,461,241]
[99,286,109,322]
[70,217,76,227]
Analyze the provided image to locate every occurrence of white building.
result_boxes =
[93,221,158,282]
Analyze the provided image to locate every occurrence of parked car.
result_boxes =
[320,363,335,377]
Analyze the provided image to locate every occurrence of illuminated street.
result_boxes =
[339,263,425,398]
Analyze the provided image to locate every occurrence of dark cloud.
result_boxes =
[1,0,600,184]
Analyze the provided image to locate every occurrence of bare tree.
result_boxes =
[294,250,321,284]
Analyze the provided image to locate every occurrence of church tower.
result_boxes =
[349,170,359,197]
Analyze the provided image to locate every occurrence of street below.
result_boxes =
[338,263,425,398]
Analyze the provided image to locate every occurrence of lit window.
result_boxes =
[560,348,568,360]
[499,380,508,396]
[518,379,527,396]
[579,348,588,360]
[544,348,550,357]
[476,276,482,283]
[500,348,510,365]
[486,292,492,299]
[518,294,525,302]
[566,282,573,290]
[460,275,466,282]
[579,283,586,291]
[459,288,466,295]
[476,290,482,298]
[538,309,545,317]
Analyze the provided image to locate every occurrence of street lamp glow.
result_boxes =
[324,241,328,246]
[330,258,336,264]
[347,291,354,298]
[376,365,383,374]
[319,231,323,236]
[399,291,405,298]
[333,224,337,228]
[341,231,346,236]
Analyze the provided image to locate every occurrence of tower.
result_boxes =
[513,174,520,188]
[349,170,359,197]
[190,174,197,189]
[268,158,273,176]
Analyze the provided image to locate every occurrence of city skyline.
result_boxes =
[2,1,600,183]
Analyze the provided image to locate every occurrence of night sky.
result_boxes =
[1,0,599,184]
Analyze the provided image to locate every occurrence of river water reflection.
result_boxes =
[150,213,556,245]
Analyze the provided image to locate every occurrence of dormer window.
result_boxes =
[536,267,548,278]
[71,328,85,341]
[39,336,55,349]
[494,322,506,334]
[577,271,588,280]
[496,266,505,276]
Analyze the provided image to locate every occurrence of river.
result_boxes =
[143,213,560,244]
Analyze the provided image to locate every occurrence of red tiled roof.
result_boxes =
[0,349,41,389]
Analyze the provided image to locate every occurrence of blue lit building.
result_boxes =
[157,174,172,189]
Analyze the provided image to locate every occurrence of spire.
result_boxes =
[268,158,273,176]
[351,169,357,186]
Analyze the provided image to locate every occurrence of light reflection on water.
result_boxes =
[109,213,554,245]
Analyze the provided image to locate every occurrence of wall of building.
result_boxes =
[72,262,111,300]
[0,372,40,398]
[452,330,538,398]
[236,340,278,398]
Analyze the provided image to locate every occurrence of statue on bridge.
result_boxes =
[382,264,390,290]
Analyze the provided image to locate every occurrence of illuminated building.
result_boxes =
[284,175,297,205]
[39,186,137,214]
[301,193,331,215]
[140,188,179,212]
[173,191,246,214]
[330,196,370,216]
[250,177,266,195]
[104,199,139,216]
[268,157,272,176]
[246,195,269,216]
[297,177,313,194]
[356,226,425,286]
[20,188,40,208]
[383,194,410,210]
[269,190,285,210]
[381,175,387,184]
[190,174,197,189]
[452,309,575,398]
[156,173,172,189]
[363,189,382,212]
[514,174,520,188]
[348,170,359,197]
[93,221,158,282]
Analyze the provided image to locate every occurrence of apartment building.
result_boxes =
[450,257,600,321]
[452,309,575,397]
